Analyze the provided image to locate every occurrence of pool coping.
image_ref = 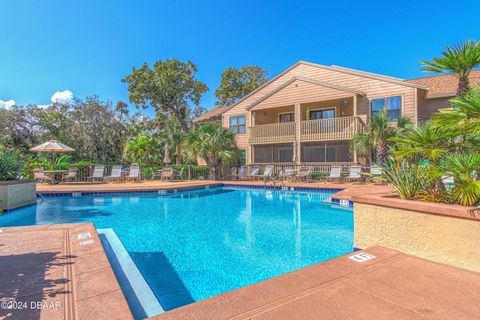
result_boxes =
[98,228,164,318]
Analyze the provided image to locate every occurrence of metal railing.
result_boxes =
[226,163,379,182]
[32,165,211,183]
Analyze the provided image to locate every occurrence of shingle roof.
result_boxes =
[406,70,480,98]
[193,106,229,123]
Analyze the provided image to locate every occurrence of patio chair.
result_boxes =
[126,165,141,181]
[33,168,53,184]
[262,165,274,181]
[280,168,296,182]
[87,166,105,182]
[296,166,312,182]
[344,165,363,183]
[247,165,260,180]
[105,165,123,181]
[363,165,383,184]
[231,166,248,180]
[62,168,78,182]
[160,168,174,182]
[325,166,342,183]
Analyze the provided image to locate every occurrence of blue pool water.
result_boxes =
[0,187,353,312]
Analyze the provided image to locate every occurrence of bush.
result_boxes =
[380,158,423,200]
[0,149,24,181]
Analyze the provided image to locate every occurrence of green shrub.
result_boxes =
[380,158,423,200]
[0,149,24,181]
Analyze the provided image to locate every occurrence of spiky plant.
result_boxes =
[380,157,423,200]
[420,40,480,95]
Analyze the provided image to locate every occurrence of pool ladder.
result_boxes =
[37,192,46,203]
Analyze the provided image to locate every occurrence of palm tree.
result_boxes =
[420,40,480,95]
[390,121,453,163]
[433,85,480,153]
[124,135,159,165]
[353,110,411,164]
[183,122,239,180]
[161,117,186,165]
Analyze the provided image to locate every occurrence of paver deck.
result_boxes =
[0,223,132,320]
[153,246,480,320]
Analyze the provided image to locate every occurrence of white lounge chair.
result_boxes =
[247,166,260,180]
[88,166,105,182]
[126,165,141,181]
[105,165,123,181]
[231,166,247,180]
[325,166,342,182]
[344,165,362,183]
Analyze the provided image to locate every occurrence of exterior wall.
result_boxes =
[222,62,422,164]
[417,95,451,122]
[354,203,480,272]
[253,105,295,125]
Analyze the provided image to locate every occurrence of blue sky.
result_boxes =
[1,0,480,113]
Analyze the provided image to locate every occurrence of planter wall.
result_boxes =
[0,180,37,210]
[354,202,480,272]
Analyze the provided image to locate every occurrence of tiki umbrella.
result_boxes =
[163,143,171,165]
[29,140,75,170]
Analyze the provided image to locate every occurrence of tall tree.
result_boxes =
[215,66,268,106]
[420,40,480,95]
[122,59,208,130]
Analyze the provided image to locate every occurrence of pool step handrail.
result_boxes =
[37,192,46,202]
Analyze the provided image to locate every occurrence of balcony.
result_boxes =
[248,116,365,145]
[249,122,295,144]
[300,116,365,142]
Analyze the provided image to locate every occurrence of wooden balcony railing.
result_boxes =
[300,116,364,141]
[249,122,295,144]
[248,116,365,144]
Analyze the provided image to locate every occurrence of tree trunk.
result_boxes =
[175,144,181,165]
[376,141,388,164]
[457,76,470,96]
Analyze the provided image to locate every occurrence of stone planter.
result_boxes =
[0,180,37,211]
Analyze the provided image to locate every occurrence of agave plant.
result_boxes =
[380,157,423,200]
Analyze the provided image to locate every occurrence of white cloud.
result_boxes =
[51,90,74,104]
[0,99,15,109]
[37,104,51,109]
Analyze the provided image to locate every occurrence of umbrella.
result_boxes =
[163,143,171,165]
[29,140,75,170]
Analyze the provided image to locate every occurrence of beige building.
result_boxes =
[201,61,479,165]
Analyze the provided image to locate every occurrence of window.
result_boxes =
[371,96,402,121]
[309,109,335,120]
[279,113,295,123]
[229,115,246,134]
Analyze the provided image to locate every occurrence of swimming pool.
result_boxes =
[0,186,353,314]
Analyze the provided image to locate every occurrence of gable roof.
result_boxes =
[193,106,229,123]
[406,70,480,98]
[247,76,365,110]
[224,61,427,113]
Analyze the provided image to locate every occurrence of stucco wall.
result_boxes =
[354,203,480,272]
[0,180,37,210]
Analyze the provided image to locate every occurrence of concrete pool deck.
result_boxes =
[0,223,133,320]
[1,224,479,319]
